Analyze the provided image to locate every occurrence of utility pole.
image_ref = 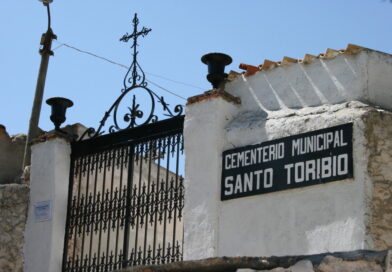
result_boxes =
[22,0,56,170]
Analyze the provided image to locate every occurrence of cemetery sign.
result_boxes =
[221,123,353,201]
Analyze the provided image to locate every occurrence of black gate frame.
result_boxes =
[62,115,184,271]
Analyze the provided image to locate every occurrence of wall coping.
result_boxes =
[30,130,76,146]
[187,89,241,106]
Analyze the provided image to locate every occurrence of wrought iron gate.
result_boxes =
[62,13,186,271]
[63,116,184,271]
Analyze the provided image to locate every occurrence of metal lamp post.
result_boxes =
[22,0,57,169]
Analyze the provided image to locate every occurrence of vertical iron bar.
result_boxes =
[106,149,116,267]
[97,151,108,270]
[72,156,84,269]
[122,145,135,268]
[172,134,181,259]
[88,153,99,270]
[62,155,76,272]
[133,143,144,264]
[114,147,125,269]
[143,140,153,263]
[152,138,162,262]
[80,155,92,266]
[162,136,171,262]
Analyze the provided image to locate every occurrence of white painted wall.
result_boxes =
[24,137,71,272]
[184,101,373,258]
[225,50,392,113]
[184,97,238,260]
[219,102,371,257]
[183,48,392,259]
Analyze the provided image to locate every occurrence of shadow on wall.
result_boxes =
[238,55,361,112]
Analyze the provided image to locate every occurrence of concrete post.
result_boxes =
[183,90,239,260]
[24,134,71,272]
[22,3,56,169]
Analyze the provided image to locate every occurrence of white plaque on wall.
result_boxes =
[33,200,52,222]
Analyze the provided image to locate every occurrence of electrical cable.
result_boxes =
[52,40,203,100]
[144,72,203,90]
[54,42,129,69]
[52,43,64,51]
[145,79,186,100]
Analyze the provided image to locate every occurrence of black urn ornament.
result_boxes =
[201,53,232,89]
[46,97,73,132]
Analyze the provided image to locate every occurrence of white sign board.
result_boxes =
[33,200,52,222]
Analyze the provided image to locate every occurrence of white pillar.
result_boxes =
[24,135,71,272]
[183,91,239,260]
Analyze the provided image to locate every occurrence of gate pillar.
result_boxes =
[183,90,240,260]
[24,133,72,272]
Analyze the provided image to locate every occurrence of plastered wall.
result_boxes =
[183,46,392,259]
[219,102,392,256]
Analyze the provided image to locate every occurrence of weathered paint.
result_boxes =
[183,47,392,259]
[24,137,71,272]
[225,50,392,112]
[183,97,239,260]
[219,102,372,257]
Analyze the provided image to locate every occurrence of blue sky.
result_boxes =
[1,0,392,135]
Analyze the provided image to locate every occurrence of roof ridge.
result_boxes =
[235,43,367,80]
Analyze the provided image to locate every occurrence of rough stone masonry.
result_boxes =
[116,249,392,272]
[0,184,29,272]
[0,125,26,184]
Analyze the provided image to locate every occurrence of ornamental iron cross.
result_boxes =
[120,13,152,88]
[78,13,183,141]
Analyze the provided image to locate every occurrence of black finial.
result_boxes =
[201,53,232,89]
[46,97,73,132]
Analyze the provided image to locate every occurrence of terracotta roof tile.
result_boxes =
[345,44,364,55]
[227,70,241,81]
[231,43,366,79]
[302,54,317,64]
[261,59,277,70]
[324,48,340,59]
[239,63,259,76]
[281,56,298,66]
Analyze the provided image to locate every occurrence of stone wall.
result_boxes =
[0,125,26,184]
[366,110,392,250]
[0,184,30,271]
[118,249,392,272]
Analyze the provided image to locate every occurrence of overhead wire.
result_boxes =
[52,40,205,101]
[145,80,186,100]
[52,43,64,51]
[144,72,203,91]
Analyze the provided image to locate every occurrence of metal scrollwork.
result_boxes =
[79,13,183,141]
